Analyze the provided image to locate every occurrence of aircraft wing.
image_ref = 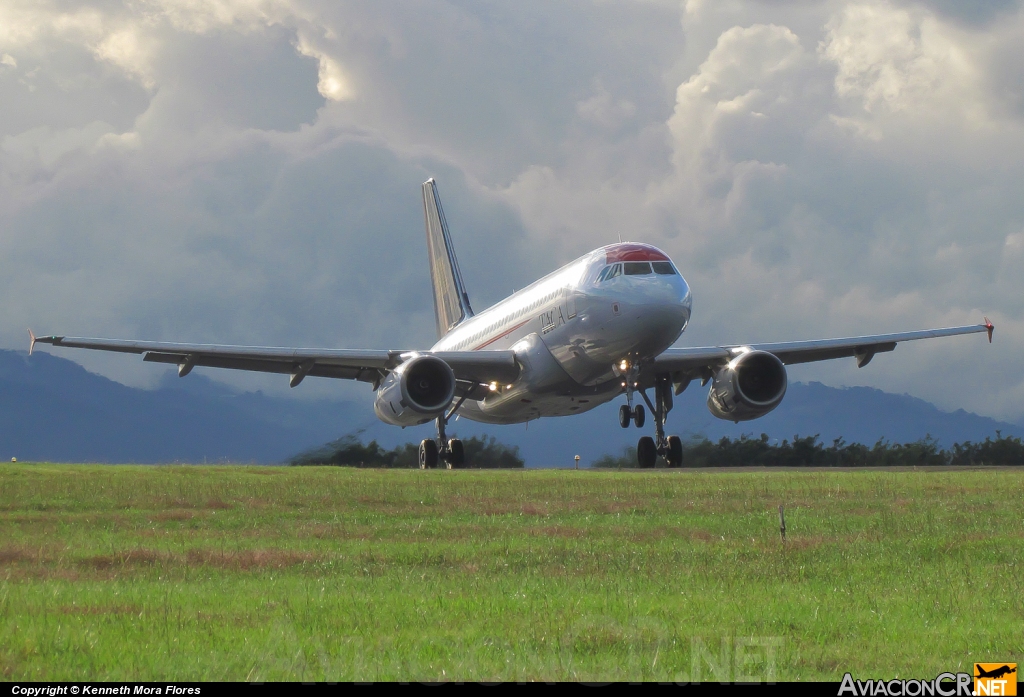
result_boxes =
[652,321,993,378]
[29,335,519,389]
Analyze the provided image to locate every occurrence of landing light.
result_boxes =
[619,359,629,371]
[489,382,498,392]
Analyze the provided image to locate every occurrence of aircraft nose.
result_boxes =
[626,295,690,353]
[649,299,689,331]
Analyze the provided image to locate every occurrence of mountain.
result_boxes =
[1,349,1019,466]
[360,379,1024,467]
[0,350,351,463]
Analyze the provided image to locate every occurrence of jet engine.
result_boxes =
[707,350,787,422]
[374,355,456,426]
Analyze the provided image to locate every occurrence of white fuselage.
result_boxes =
[430,243,692,424]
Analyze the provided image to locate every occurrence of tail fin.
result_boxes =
[422,178,474,338]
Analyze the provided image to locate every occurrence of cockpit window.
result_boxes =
[598,264,622,282]
[624,261,652,275]
[651,261,677,275]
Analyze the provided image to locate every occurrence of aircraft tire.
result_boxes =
[637,436,657,468]
[666,435,683,467]
[448,438,465,468]
[419,439,438,469]
[618,404,631,428]
[633,404,646,428]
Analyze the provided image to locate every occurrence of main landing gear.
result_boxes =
[619,372,683,469]
[419,395,468,469]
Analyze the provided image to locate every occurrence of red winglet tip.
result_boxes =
[984,317,994,343]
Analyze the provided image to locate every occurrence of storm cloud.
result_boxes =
[2,0,1021,419]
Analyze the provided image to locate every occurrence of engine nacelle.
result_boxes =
[374,354,456,426]
[707,350,787,422]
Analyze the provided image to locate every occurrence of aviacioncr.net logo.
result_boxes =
[838,672,973,696]
[974,663,1017,696]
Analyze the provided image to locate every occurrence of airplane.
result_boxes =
[976,666,1016,680]
[30,179,995,469]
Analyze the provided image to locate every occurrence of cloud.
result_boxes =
[504,1,1024,419]
[576,81,638,131]
[295,33,353,102]
[821,0,991,143]
[3,121,117,167]
[1,0,1023,422]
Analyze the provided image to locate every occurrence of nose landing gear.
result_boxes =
[618,403,645,428]
[618,361,646,429]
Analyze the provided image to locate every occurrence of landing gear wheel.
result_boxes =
[666,435,683,468]
[418,439,438,469]
[448,438,464,468]
[637,436,657,469]
[618,404,631,429]
[633,404,646,428]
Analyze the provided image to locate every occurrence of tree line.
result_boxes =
[290,434,525,468]
[592,432,1024,468]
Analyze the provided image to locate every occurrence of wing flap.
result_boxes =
[141,352,379,382]
[770,342,896,366]
[652,323,990,376]
[749,325,988,364]
[39,337,394,366]
[32,336,519,387]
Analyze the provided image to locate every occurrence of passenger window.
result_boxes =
[652,261,677,275]
[624,262,652,275]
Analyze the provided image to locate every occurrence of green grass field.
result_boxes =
[1,465,1021,681]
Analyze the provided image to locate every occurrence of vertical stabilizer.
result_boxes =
[422,179,474,338]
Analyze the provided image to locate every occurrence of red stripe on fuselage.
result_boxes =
[604,243,669,263]
[473,319,530,351]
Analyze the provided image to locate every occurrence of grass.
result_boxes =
[0,465,1021,681]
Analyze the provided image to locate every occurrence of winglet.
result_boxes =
[28,329,36,356]
[984,317,994,343]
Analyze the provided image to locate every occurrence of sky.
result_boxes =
[2,0,1023,422]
